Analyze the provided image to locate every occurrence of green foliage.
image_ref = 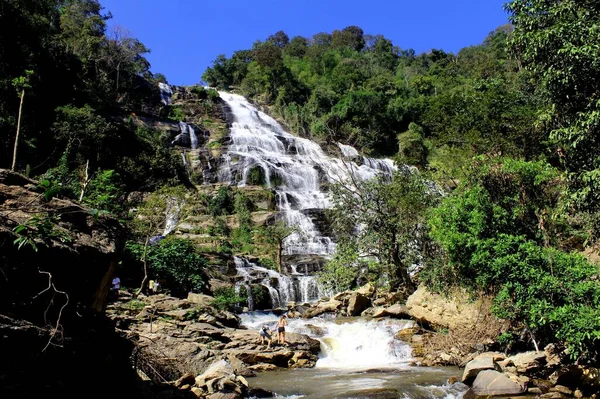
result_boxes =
[212,287,246,311]
[209,186,235,216]
[167,105,186,121]
[246,166,266,186]
[126,237,207,295]
[11,70,34,93]
[83,169,125,214]
[327,168,439,290]
[506,0,600,222]
[12,214,72,251]
[397,122,427,166]
[427,157,600,360]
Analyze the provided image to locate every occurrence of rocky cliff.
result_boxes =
[0,169,152,399]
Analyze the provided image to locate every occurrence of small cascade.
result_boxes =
[234,257,323,308]
[188,123,198,150]
[234,260,255,311]
[162,197,183,236]
[240,312,415,369]
[158,82,172,105]
[173,121,198,149]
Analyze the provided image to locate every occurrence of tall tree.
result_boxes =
[505,0,600,216]
[10,70,33,171]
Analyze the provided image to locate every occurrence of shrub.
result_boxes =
[213,287,246,311]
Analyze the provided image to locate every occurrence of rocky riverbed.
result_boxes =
[106,284,599,399]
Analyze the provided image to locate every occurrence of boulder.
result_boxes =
[503,351,546,373]
[215,310,241,328]
[470,370,526,396]
[347,293,371,316]
[188,293,215,307]
[384,303,409,318]
[395,326,419,341]
[230,350,295,367]
[356,283,376,297]
[371,307,389,318]
[462,353,504,383]
[175,372,196,388]
[303,299,342,318]
[248,363,278,372]
[370,304,409,319]
[195,359,235,387]
[405,285,498,330]
[554,365,600,397]
[162,309,191,321]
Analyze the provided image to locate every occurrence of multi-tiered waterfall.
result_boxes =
[217,92,396,307]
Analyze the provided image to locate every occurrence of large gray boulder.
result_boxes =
[462,353,503,383]
[187,292,215,307]
[195,359,235,387]
[405,285,500,330]
[471,370,526,396]
[347,292,371,316]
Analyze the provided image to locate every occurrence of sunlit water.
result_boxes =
[241,312,467,399]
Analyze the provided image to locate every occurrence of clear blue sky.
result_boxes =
[99,0,510,86]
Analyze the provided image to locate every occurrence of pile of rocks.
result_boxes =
[170,359,274,399]
[107,291,320,386]
[460,351,599,399]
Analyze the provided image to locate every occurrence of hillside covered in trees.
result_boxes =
[203,1,599,362]
[0,0,598,369]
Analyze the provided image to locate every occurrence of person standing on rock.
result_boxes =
[148,279,155,294]
[259,324,272,348]
[111,276,120,299]
[277,314,288,345]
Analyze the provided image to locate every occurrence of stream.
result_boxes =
[241,312,468,399]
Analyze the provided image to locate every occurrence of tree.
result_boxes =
[10,70,33,171]
[427,157,600,360]
[332,26,365,52]
[327,166,438,291]
[505,0,600,216]
[258,221,296,273]
[267,30,289,49]
[128,186,187,297]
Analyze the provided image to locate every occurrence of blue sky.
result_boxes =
[100,0,510,86]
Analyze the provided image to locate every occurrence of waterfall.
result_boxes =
[174,121,198,150]
[188,124,198,150]
[240,312,415,369]
[159,82,172,105]
[162,197,183,236]
[218,92,396,260]
[234,257,324,308]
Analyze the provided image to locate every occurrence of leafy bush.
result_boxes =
[213,287,246,311]
[167,105,186,121]
[209,186,234,216]
[83,169,125,214]
[426,158,600,361]
[125,237,207,297]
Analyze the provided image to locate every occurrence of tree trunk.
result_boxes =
[276,240,283,274]
[79,159,90,202]
[390,232,414,291]
[134,236,150,298]
[11,89,25,171]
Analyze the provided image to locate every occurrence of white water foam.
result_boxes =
[218,92,397,258]
[240,311,415,370]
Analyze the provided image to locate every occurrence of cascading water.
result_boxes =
[218,92,396,302]
[242,312,468,399]
[159,82,173,105]
[241,312,414,369]
[218,92,396,258]
[234,257,323,308]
